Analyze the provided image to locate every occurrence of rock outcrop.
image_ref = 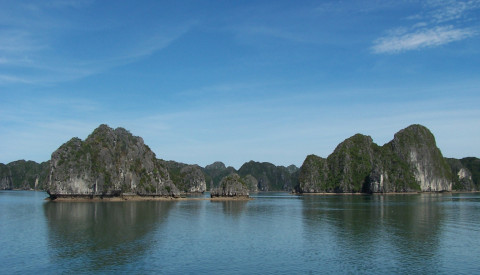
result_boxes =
[326,134,379,192]
[446,157,480,191]
[242,174,259,193]
[210,173,249,198]
[202,161,237,190]
[297,124,453,193]
[238,161,298,191]
[388,124,452,192]
[202,161,298,192]
[6,123,477,197]
[46,124,180,198]
[0,160,50,190]
[297,154,329,193]
[163,161,207,193]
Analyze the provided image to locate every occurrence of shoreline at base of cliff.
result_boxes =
[295,191,480,195]
[46,194,253,202]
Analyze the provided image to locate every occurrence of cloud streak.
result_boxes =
[372,25,476,54]
[372,0,479,54]
[0,2,190,85]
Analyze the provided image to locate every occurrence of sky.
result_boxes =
[1,0,479,169]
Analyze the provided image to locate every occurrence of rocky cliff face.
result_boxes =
[446,157,479,191]
[202,161,298,192]
[388,124,452,192]
[458,157,480,189]
[202,161,237,190]
[46,124,179,198]
[163,161,207,193]
[237,161,298,191]
[210,173,249,198]
[297,155,328,193]
[0,163,11,190]
[327,134,379,192]
[446,158,474,191]
[297,124,452,193]
[0,160,50,190]
[242,174,259,193]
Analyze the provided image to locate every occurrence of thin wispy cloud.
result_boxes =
[372,0,479,54]
[0,74,33,84]
[234,25,311,44]
[428,0,480,23]
[0,30,45,53]
[0,1,190,85]
[372,26,476,54]
[1,1,479,167]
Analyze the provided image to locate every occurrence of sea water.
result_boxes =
[1,191,479,274]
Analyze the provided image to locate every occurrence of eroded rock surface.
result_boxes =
[297,124,453,193]
[210,173,249,198]
[46,124,179,198]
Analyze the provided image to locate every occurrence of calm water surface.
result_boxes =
[1,191,480,274]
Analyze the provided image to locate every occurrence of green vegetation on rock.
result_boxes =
[446,157,480,191]
[202,161,237,190]
[297,124,453,193]
[238,161,298,191]
[5,123,478,197]
[460,157,480,187]
[0,160,49,190]
[210,173,249,198]
[163,161,206,193]
[46,124,179,198]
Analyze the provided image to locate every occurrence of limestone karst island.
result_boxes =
[1,124,479,200]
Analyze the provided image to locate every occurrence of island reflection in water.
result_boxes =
[301,194,445,274]
[35,192,480,274]
[43,201,175,273]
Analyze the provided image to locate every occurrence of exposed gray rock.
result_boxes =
[238,161,298,191]
[46,124,180,198]
[180,165,207,193]
[297,124,452,193]
[202,161,237,190]
[0,160,49,190]
[162,161,207,193]
[446,158,476,191]
[389,124,452,192]
[242,174,259,193]
[297,154,329,193]
[211,173,249,198]
[205,161,227,171]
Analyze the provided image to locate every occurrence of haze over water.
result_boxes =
[1,191,480,274]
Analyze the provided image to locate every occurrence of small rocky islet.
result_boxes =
[1,124,479,200]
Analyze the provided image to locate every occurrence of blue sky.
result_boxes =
[1,0,479,168]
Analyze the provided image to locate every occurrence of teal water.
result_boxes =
[1,191,480,274]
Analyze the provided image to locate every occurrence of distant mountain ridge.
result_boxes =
[2,124,478,195]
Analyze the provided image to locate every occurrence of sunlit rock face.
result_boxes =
[389,125,452,192]
[297,124,454,193]
[46,124,179,198]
